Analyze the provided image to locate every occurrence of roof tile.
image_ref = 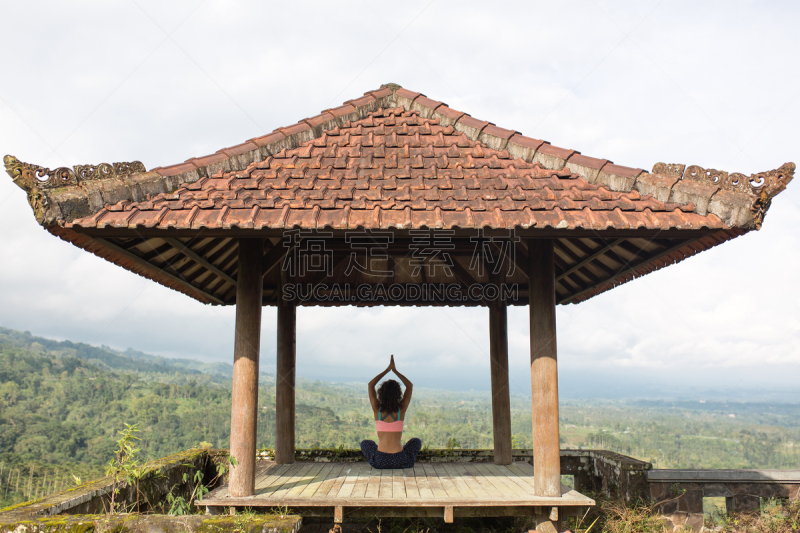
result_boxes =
[155,162,198,177]
[71,107,730,235]
[432,105,466,126]
[479,125,518,151]
[249,131,286,148]
[596,163,644,192]
[220,142,259,158]
[533,144,577,170]
[565,154,610,183]
[395,88,421,101]
[410,96,444,118]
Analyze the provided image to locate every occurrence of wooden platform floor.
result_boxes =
[203,461,594,517]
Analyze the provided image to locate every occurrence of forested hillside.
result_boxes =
[1,327,799,508]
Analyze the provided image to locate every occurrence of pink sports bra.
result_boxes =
[375,410,404,432]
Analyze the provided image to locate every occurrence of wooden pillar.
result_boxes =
[275,268,297,464]
[489,299,512,465]
[528,239,561,498]
[228,239,264,497]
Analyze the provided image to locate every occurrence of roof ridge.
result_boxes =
[4,85,794,231]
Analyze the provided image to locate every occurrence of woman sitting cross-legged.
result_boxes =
[360,355,421,469]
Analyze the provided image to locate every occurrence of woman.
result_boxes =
[360,355,421,469]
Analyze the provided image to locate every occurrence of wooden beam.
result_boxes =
[556,238,624,283]
[164,237,237,287]
[262,239,294,279]
[94,238,225,305]
[559,237,698,304]
[527,239,561,498]
[77,226,716,240]
[560,238,614,277]
[489,296,512,465]
[448,259,489,306]
[491,240,529,279]
[228,238,264,497]
[275,268,297,464]
[140,242,176,262]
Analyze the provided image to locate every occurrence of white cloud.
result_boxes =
[1,0,798,396]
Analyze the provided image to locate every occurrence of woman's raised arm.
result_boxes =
[391,356,414,412]
[367,360,392,412]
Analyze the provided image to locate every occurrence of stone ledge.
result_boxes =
[648,469,800,483]
[0,513,302,533]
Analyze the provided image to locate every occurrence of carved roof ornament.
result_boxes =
[652,161,795,229]
[3,155,146,190]
[652,161,795,198]
[4,154,147,225]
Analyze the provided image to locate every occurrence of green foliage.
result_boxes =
[707,497,800,533]
[1,325,800,511]
[165,469,208,515]
[105,423,146,513]
[164,450,237,515]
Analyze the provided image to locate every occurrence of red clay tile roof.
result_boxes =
[68,106,724,233]
[3,84,795,307]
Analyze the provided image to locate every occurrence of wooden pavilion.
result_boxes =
[5,83,794,529]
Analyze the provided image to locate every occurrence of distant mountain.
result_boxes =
[0,327,239,386]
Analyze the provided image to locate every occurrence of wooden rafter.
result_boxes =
[556,238,625,283]
[262,238,294,279]
[165,237,237,287]
[94,237,225,305]
[559,237,698,304]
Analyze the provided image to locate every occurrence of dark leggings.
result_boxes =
[360,438,422,469]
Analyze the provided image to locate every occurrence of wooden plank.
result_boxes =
[351,463,371,499]
[391,469,406,499]
[378,468,393,498]
[206,491,596,508]
[413,465,434,499]
[325,463,353,498]
[484,464,533,498]
[271,463,315,500]
[364,465,381,499]
[285,463,324,498]
[506,463,538,492]
[403,467,421,499]
[444,505,454,523]
[257,463,304,500]
[467,463,507,499]
[441,463,477,498]
[255,463,293,493]
[336,462,363,499]
[502,463,540,495]
[297,463,336,499]
[430,463,462,498]
[312,464,349,500]
[448,463,491,499]
[421,463,447,499]
[473,463,527,499]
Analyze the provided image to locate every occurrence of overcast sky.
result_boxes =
[1,0,798,401]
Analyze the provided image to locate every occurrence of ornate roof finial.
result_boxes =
[4,154,147,225]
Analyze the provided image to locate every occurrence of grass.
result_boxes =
[713,498,800,533]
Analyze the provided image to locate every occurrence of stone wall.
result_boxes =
[0,448,301,533]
